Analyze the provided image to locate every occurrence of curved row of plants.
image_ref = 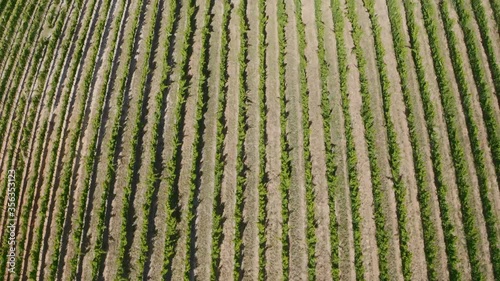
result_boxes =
[0,0,50,161]
[27,0,100,277]
[210,0,231,279]
[82,0,144,279]
[329,0,364,278]
[1,2,71,272]
[46,0,114,277]
[16,0,86,278]
[54,0,127,279]
[344,1,392,279]
[0,0,35,73]
[439,1,500,279]
[0,0,64,252]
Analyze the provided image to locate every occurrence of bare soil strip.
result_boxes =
[263,0,284,278]
[239,0,261,278]
[284,0,308,279]
[218,0,241,279]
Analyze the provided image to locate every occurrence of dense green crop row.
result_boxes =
[0,0,33,71]
[450,0,500,193]
[47,0,114,278]
[0,0,67,275]
[56,0,126,279]
[86,0,143,278]
[17,7,84,275]
[419,1,496,279]
[384,0,446,279]
[277,0,291,278]
[234,0,249,278]
[360,0,414,279]
[0,94,27,279]
[440,1,500,279]
[126,0,162,277]
[344,1,392,279]
[210,0,231,279]
[329,0,364,278]
[293,0,317,278]
[161,0,197,278]
[183,0,215,279]
[0,0,49,161]
[399,1,465,279]
[114,0,160,278]
[257,0,268,279]
[467,0,500,104]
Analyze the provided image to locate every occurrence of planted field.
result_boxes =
[1,0,500,280]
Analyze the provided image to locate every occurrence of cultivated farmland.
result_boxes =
[1,0,500,280]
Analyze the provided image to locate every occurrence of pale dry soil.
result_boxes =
[264,0,284,278]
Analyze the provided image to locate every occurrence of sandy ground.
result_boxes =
[264,0,284,279]
[284,0,308,279]
[240,0,262,278]
[218,0,241,279]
